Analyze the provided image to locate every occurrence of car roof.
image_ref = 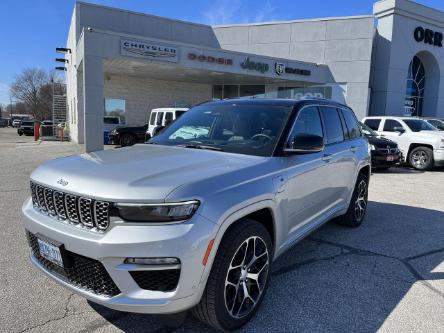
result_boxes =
[364,116,426,120]
[198,98,350,109]
[151,108,189,112]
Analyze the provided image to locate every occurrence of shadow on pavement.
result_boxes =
[88,201,444,332]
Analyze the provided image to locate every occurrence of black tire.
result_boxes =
[335,172,369,228]
[120,134,136,147]
[18,132,23,136]
[409,146,434,171]
[193,219,273,331]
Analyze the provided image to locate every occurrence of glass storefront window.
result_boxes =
[223,85,239,99]
[239,85,265,98]
[404,56,425,117]
[277,86,332,99]
[213,85,223,100]
[105,99,126,124]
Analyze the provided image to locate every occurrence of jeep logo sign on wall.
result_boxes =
[414,27,443,47]
[121,40,179,62]
[241,57,269,73]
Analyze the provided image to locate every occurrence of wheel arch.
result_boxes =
[407,143,434,158]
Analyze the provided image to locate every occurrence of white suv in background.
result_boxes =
[146,108,188,140]
[362,116,444,170]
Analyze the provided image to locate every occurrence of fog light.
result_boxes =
[125,257,180,265]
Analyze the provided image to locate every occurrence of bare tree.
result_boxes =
[9,68,54,121]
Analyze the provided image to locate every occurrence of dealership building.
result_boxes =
[64,0,444,151]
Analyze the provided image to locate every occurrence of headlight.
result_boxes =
[114,201,200,222]
[370,144,376,151]
[110,129,118,135]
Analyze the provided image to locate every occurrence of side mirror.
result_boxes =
[393,126,405,133]
[284,134,324,154]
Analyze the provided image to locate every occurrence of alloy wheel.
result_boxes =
[412,150,428,168]
[224,236,269,319]
[354,180,368,222]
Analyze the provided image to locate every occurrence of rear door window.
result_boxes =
[320,106,344,144]
[383,119,403,132]
[364,119,381,131]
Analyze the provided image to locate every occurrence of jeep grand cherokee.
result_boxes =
[22,98,370,331]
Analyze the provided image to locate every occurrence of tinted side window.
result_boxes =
[165,112,174,121]
[364,119,381,131]
[156,112,164,126]
[341,108,361,139]
[287,106,323,147]
[320,107,344,144]
[383,119,403,132]
[149,112,156,125]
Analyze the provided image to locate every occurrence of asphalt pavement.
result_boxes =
[0,127,443,333]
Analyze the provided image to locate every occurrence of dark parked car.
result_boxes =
[17,121,35,136]
[108,124,148,146]
[360,122,401,170]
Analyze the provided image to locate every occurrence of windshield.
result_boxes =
[104,117,120,124]
[149,103,292,156]
[21,121,34,126]
[359,122,377,136]
[403,119,437,132]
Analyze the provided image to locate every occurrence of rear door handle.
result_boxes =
[322,154,332,162]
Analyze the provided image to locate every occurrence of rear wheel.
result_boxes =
[336,172,368,227]
[193,220,272,331]
[120,134,136,147]
[409,146,433,171]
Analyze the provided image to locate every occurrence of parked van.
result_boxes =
[146,108,188,140]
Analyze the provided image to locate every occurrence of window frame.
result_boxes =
[282,105,325,152]
[382,119,404,132]
[319,106,346,146]
[363,118,382,131]
[339,107,362,140]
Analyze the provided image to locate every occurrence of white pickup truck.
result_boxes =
[362,116,444,170]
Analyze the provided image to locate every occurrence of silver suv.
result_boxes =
[22,99,370,331]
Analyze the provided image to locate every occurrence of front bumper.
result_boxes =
[370,151,401,168]
[22,198,218,314]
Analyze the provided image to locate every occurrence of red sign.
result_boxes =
[188,53,233,65]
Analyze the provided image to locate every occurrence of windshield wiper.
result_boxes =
[178,144,222,151]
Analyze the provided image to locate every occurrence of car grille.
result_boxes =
[377,147,398,154]
[129,269,180,292]
[30,182,110,231]
[27,231,120,297]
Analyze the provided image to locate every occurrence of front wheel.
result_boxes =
[335,172,369,227]
[409,146,433,171]
[193,220,272,331]
[120,134,136,147]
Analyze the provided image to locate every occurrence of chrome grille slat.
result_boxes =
[79,197,94,227]
[65,194,79,223]
[94,201,110,230]
[54,191,67,219]
[30,182,110,231]
[44,188,56,215]
[36,185,47,211]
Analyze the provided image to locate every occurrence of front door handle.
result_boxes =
[322,154,332,162]
[350,146,358,153]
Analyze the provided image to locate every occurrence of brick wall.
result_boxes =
[103,75,212,125]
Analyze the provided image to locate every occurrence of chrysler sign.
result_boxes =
[121,40,179,62]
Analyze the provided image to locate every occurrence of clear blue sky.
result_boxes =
[1,0,444,104]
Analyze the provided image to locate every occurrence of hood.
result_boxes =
[366,135,397,147]
[31,144,265,202]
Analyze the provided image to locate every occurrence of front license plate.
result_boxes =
[387,155,395,162]
[37,238,64,268]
